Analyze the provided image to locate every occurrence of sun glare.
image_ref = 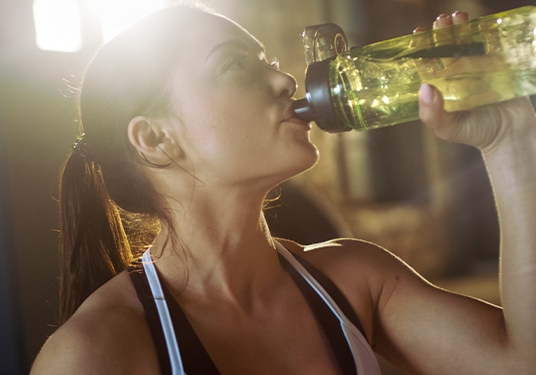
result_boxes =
[33,0,166,52]
[33,0,82,52]
[91,0,166,43]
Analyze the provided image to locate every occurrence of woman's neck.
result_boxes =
[149,186,285,311]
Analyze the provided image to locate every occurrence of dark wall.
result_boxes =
[0,78,23,375]
[0,0,98,371]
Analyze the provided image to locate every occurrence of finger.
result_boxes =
[433,14,453,29]
[452,11,472,47]
[433,14,453,44]
[452,11,469,24]
[413,26,425,34]
[432,14,455,68]
[411,26,435,78]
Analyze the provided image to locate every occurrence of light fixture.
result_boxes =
[33,0,166,52]
[32,0,82,52]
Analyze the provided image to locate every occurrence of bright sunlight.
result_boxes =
[33,0,166,52]
[89,0,165,43]
[33,0,82,52]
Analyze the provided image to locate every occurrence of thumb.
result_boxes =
[419,83,462,141]
[419,83,445,127]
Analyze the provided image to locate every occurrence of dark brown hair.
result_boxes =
[58,5,208,324]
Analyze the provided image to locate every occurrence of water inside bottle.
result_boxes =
[332,58,536,131]
[329,8,536,131]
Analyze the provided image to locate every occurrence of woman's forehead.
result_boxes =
[185,12,262,57]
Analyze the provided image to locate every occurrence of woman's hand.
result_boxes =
[419,83,536,153]
[417,12,536,154]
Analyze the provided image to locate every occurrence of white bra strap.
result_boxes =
[274,241,377,361]
[142,249,185,375]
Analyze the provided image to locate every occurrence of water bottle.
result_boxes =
[293,6,536,132]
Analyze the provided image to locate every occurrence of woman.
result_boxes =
[31,5,536,374]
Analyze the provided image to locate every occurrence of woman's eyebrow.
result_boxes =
[205,39,249,61]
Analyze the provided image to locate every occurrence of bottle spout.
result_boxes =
[292,98,315,122]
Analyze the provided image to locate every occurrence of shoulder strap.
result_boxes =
[158,273,220,374]
[130,251,220,375]
[129,265,173,375]
[286,251,367,340]
[277,243,382,375]
[141,251,186,374]
[279,253,358,374]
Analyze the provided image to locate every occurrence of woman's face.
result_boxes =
[166,12,318,189]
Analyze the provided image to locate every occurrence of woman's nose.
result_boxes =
[271,70,297,98]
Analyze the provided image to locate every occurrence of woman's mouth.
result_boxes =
[282,106,312,129]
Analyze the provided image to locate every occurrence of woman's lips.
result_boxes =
[285,116,311,129]
[282,106,312,129]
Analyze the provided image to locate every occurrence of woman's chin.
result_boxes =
[278,149,320,182]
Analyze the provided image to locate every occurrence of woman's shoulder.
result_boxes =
[277,237,420,341]
[278,237,405,280]
[30,271,159,375]
[280,237,423,299]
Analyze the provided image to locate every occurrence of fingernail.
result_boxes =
[452,10,468,17]
[436,13,450,20]
[452,10,470,21]
[420,84,434,104]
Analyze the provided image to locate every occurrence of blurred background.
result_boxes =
[1,0,533,373]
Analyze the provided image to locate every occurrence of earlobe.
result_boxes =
[127,116,181,163]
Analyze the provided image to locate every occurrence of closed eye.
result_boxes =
[222,51,249,71]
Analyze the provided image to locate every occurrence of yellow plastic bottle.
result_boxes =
[294,6,536,132]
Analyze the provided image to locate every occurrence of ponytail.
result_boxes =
[58,149,132,324]
[56,5,206,324]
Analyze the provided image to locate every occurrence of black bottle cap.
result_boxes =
[292,57,350,133]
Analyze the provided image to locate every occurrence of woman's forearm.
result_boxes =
[481,100,536,367]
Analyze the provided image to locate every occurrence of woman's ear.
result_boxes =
[127,116,182,163]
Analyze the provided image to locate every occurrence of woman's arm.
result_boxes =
[369,94,535,375]
[422,88,536,370]
[371,11,536,374]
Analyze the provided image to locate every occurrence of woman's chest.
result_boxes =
[182,293,346,375]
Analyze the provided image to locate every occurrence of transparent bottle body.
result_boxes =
[330,6,536,131]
